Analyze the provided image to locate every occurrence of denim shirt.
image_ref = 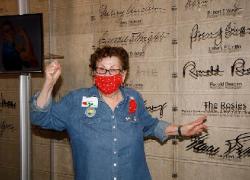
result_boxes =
[30,86,170,180]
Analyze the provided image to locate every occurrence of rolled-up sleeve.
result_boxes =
[136,92,171,143]
[30,91,72,131]
[153,120,170,142]
[30,91,52,112]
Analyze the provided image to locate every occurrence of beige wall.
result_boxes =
[0,0,250,179]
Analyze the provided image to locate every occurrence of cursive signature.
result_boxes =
[98,31,169,51]
[190,24,223,49]
[225,22,250,39]
[145,100,167,118]
[0,93,16,109]
[183,61,224,79]
[0,120,15,137]
[99,0,166,18]
[190,22,250,49]
[231,58,250,76]
[185,0,209,10]
[186,134,220,156]
[186,132,250,159]
[223,132,250,159]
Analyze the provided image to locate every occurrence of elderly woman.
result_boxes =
[31,46,207,180]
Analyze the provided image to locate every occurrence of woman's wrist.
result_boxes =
[165,124,178,136]
[165,124,184,137]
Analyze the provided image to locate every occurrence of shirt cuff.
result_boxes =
[30,91,52,112]
[154,120,170,143]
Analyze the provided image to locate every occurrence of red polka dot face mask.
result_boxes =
[94,74,123,95]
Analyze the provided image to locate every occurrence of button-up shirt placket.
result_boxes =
[112,113,118,180]
[99,95,123,180]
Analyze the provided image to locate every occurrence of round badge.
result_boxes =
[85,107,96,118]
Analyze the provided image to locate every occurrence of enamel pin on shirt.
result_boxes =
[85,107,96,118]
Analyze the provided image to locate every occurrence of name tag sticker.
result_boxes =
[81,96,98,108]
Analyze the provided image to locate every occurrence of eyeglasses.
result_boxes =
[95,67,123,75]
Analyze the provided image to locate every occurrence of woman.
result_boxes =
[31,46,207,180]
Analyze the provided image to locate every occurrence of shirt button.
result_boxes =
[113,151,117,154]
[114,138,117,142]
[114,177,117,180]
[114,163,117,167]
[113,125,116,129]
[112,115,115,119]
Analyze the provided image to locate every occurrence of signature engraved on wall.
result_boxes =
[184,0,243,18]
[231,58,250,76]
[0,93,16,109]
[0,93,17,137]
[190,24,222,49]
[190,22,250,51]
[98,30,169,52]
[0,119,15,137]
[223,132,250,159]
[186,132,250,160]
[186,134,220,156]
[183,61,224,79]
[97,0,167,27]
[99,0,166,18]
[185,0,210,10]
[144,100,167,118]
[182,58,250,79]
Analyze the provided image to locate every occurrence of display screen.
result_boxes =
[0,13,43,73]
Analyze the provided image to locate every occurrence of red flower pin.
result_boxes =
[129,98,137,114]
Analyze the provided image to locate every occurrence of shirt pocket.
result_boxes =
[119,114,143,143]
[77,109,102,139]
